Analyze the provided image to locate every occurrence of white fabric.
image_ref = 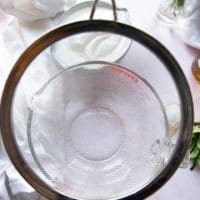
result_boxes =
[0,19,60,199]
[0,1,76,199]
[0,0,75,20]
[3,17,56,60]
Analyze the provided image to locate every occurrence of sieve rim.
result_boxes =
[0,20,193,200]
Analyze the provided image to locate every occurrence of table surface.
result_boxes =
[0,0,200,199]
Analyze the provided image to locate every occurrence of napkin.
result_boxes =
[5,166,45,200]
[175,0,200,49]
[0,0,76,20]
[0,0,76,199]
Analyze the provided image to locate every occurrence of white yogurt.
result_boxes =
[51,1,131,67]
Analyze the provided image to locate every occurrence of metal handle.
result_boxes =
[90,0,118,21]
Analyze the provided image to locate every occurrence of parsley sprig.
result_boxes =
[190,121,200,170]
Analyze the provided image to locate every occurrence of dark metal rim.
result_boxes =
[0,20,193,200]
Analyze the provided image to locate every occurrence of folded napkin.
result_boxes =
[5,166,46,200]
[0,1,76,199]
[0,0,75,20]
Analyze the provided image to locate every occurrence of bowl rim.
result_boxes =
[51,0,132,67]
[0,20,193,200]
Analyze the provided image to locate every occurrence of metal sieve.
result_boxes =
[0,0,193,199]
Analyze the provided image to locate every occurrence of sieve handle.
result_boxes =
[90,0,118,21]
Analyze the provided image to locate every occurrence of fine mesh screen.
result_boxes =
[26,62,167,199]
[10,30,183,200]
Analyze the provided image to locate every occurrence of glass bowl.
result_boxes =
[51,0,131,67]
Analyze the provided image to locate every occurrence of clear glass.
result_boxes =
[157,0,200,49]
[157,0,184,24]
[157,0,177,24]
[51,0,131,67]
[11,30,184,199]
[26,61,167,199]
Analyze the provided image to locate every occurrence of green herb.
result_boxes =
[190,121,200,170]
[170,0,185,16]
[171,0,185,8]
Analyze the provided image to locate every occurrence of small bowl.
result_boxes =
[51,1,131,68]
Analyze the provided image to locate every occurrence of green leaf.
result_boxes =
[197,156,200,165]
[171,0,185,9]
[190,160,197,170]
[190,141,196,153]
[193,126,200,134]
[176,0,185,8]
[197,136,200,149]
[194,121,200,126]
[190,121,200,170]
[190,147,200,158]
